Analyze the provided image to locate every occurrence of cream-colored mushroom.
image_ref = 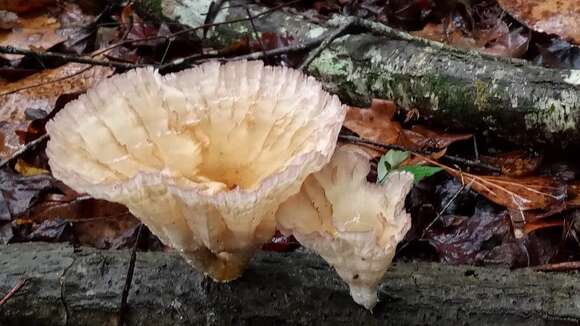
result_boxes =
[46,60,346,281]
[276,146,414,309]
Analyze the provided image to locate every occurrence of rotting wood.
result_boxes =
[1,242,580,325]
[137,0,580,147]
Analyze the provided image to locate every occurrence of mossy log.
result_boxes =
[1,242,580,325]
[137,0,580,147]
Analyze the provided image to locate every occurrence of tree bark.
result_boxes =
[0,242,579,325]
[137,0,580,147]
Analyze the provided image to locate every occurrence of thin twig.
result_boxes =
[473,135,480,162]
[0,278,28,305]
[0,134,49,168]
[245,6,267,60]
[164,33,325,69]
[97,0,301,60]
[422,182,469,235]
[64,212,133,224]
[203,0,227,40]
[338,134,501,172]
[396,179,471,255]
[0,66,93,97]
[117,223,144,326]
[299,22,352,70]
[159,38,173,66]
[0,46,145,69]
[228,36,322,61]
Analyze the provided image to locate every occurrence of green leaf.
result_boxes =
[377,150,409,183]
[400,165,443,184]
[384,150,409,170]
[377,155,389,184]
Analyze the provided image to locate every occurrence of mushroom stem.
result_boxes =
[180,248,252,282]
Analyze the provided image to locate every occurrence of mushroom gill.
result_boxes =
[276,146,414,309]
[46,60,346,281]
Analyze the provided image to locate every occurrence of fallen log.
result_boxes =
[137,0,580,146]
[0,242,580,325]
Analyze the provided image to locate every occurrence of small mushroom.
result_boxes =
[46,60,345,281]
[276,146,414,309]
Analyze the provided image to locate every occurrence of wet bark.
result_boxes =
[137,0,580,147]
[1,242,579,326]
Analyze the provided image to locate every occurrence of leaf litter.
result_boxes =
[1,0,579,271]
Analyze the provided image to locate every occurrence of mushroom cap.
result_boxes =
[46,60,346,280]
[276,146,414,309]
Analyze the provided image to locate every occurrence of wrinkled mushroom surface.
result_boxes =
[46,60,345,281]
[276,146,414,309]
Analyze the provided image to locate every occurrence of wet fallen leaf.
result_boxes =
[523,217,565,234]
[14,158,48,176]
[496,0,580,45]
[262,231,301,252]
[28,195,129,223]
[425,200,512,265]
[474,20,510,47]
[0,13,63,61]
[533,39,580,69]
[0,63,113,161]
[0,0,55,13]
[400,125,472,152]
[566,181,580,208]
[73,214,140,249]
[480,229,565,267]
[0,10,18,29]
[26,188,141,248]
[26,218,71,242]
[413,17,530,58]
[0,168,55,222]
[480,150,543,177]
[0,3,95,61]
[344,99,471,155]
[435,162,567,212]
[411,22,447,43]
[418,155,567,236]
[119,4,162,46]
[110,223,142,249]
[345,99,401,144]
[57,2,95,54]
[482,27,530,58]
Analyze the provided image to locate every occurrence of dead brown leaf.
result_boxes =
[344,98,471,156]
[523,218,565,234]
[400,125,472,152]
[0,63,113,161]
[450,171,566,211]
[0,10,18,29]
[413,19,530,58]
[14,158,48,176]
[480,150,543,177]
[0,13,63,61]
[482,27,530,58]
[412,22,478,50]
[28,192,140,248]
[0,3,95,61]
[0,0,55,13]
[426,158,567,237]
[566,181,580,208]
[496,0,580,45]
[344,99,402,145]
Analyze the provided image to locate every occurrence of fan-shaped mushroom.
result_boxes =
[46,60,346,281]
[276,146,414,309]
